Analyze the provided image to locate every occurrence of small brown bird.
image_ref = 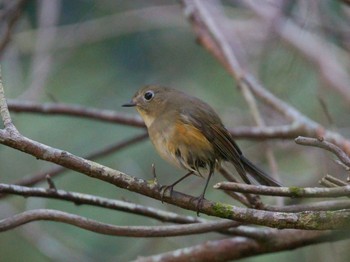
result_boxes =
[123,85,281,214]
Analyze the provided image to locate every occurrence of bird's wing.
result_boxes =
[179,107,251,184]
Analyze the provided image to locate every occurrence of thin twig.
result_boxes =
[7,100,145,127]
[20,0,60,101]
[193,1,282,194]
[214,182,350,198]
[14,5,185,53]
[317,96,334,126]
[264,199,350,212]
[218,166,252,207]
[45,175,57,191]
[334,160,350,171]
[244,1,350,103]
[0,0,29,56]
[0,66,18,132]
[323,174,348,187]
[295,136,350,167]
[319,179,339,188]
[181,0,350,155]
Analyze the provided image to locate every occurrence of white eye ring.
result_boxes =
[144,90,154,101]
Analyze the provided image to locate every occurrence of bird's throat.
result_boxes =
[136,108,156,128]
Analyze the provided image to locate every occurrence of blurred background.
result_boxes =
[1,0,350,261]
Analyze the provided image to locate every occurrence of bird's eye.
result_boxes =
[144,91,154,101]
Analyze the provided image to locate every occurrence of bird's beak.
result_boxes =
[122,100,136,107]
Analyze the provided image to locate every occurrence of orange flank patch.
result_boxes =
[171,121,213,152]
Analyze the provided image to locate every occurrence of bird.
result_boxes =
[123,85,281,214]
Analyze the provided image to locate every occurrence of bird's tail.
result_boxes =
[240,155,282,187]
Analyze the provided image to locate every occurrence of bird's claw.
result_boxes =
[159,185,174,203]
[190,194,205,216]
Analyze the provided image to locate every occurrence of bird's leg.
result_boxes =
[151,163,160,190]
[192,168,214,216]
[160,171,194,202]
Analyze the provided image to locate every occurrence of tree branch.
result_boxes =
[322,175,349,187]
[2,132,148,190]
[8,100,315,140]
[1,83,350,229]
[264,199,350,212]
[214,182,350,198]
[0,183,204,224]
[14,5,185,53]
[137,229,349,262]
[0,0,29,56]
[244,1,350,103]
[180,0,350,155]
[295,136,350,168]
[7,99,145,127]
[0,209,237,237]
[0,67,17,131]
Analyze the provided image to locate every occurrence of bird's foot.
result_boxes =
[190,194,205,216]
[159,185,175,203]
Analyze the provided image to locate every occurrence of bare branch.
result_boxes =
[319,179,339,188]
[0,132,148,190]
[317,96,334,126]
[218,166,253,207]
[20,0,60,101]
[214,182,350,198]
[295,136,350,168]
[1,1,350,259]
[0,0,28,56]
[1,4,350,231]
[181,0,350,155]
[195,2,282,188]
[265,199,350,212]
[1,103,350,229]
[0,122,349,229]
[0,209,237,237]
[8,100,320,141]
[14,5,185,53]
[228,125,304,140]
[138,230,349,262]
[244,1,350,103]
[322,175,348,187]
[0,183,203,224]
[8,100,145,127]
[0,203,88,261]
[45,175,57,191]
[0,67,18,132]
